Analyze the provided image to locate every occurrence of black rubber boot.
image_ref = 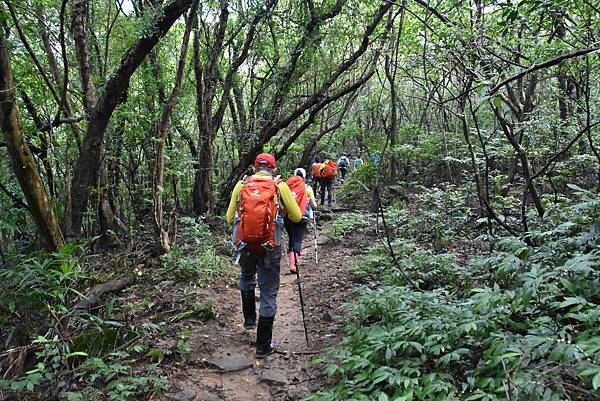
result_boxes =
[255,315,275,358]
[241,290,256,329]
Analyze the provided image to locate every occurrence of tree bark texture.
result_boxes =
[191,0,275,216]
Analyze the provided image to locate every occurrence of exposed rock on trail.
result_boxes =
[160,208,355,401]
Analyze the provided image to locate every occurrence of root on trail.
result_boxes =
[74,275,133,311]
[57,275,134,337]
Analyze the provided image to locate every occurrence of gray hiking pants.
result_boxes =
[239,246,282,318]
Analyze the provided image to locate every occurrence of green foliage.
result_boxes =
[0,240,171,400]
[347,240,414,283]
[169,299,217,323]
[175,330,192,363]
[67,353,168,401]
[311,191,600,401]
[157,217,231,284]
[349,240,463,290]
[351,159,379,189]
[0,242,90,327]
[396,185,474,252]
[327,212,369,240]
[0,181,36,253]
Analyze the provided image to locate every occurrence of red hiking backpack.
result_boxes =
[286,176,308,216]
[321,160,337,178]
[311,163,321,178]
[236,176,280,252]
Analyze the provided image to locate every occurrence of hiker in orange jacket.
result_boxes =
[284,168,318,274]
[226,153,302,358]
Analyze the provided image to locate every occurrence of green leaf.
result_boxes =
[66,392,85,401]
[66,352,88,358]
[409,341,423,354]
[593,372,600,390]
[557,297,587,309]
[566,183,585,192]
[378,393,389,401]
[464,390,489,400]
[500,351,522,358]
[493,96,502,109]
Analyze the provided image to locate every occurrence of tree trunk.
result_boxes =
[192,0,230,216]
[152,2,197,254]
[492,104,545,220]
[383,5,405,179]
[0,33,65,251]
[97,162,119,245]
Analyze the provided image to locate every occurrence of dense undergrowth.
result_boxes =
[312,184,600,401]
[0,218,231,401]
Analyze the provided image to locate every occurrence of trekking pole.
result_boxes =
[332,181,337,205]
[291,229,310,347]
[312,212,318,265]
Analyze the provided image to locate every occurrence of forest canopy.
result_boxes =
[0,0,599,400]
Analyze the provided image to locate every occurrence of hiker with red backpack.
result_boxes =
[319,158,337,207]
[226,153,302,358]
[285,168,318,274]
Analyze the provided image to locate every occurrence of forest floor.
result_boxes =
[148,207,357,401]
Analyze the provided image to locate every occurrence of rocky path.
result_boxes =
[159,209,358,401]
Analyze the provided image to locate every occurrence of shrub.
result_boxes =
[157,217,231,284]
[311,188,600,401]
[349,239,463,290]
[327,212,370,241]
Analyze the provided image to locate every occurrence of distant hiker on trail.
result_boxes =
[310,157,322,191]
[319,158,337,207]
[337,155,349,182]
[226,153,302,358]
[372,153,381,167]
[354,156,363,170]
[285,168,317,274]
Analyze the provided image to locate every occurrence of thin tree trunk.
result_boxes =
[383,4,405,179]
[152,2,197,254]
[98,165,118,244]
[492,104,545,221]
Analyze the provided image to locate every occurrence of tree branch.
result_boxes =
[489,47,599,95]
[5,0,62,107]
[0,181,30,211]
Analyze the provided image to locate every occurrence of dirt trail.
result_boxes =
[159,208,357,401]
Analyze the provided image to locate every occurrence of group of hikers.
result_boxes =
[225,152,362,358]
[311,154,361,207]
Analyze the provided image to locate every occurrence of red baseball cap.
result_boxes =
[254,153,276,169]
